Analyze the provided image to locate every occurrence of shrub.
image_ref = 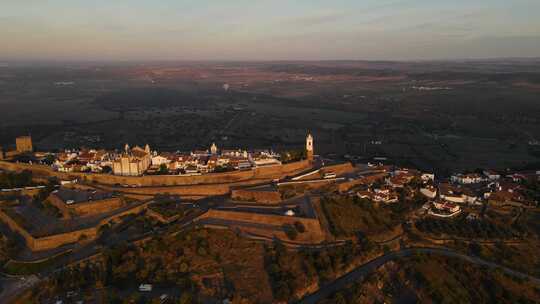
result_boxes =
[283,224,298,240]
[294,221,306,233]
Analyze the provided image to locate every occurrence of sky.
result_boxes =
[1,0,540,61]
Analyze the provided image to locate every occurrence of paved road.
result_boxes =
[298,247,540,304]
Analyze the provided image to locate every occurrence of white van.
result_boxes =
[139,284,153,292]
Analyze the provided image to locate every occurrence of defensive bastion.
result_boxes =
[0,201,149,251]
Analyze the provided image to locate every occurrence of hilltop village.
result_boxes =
[1,135,284,177]
[0,134,539,303]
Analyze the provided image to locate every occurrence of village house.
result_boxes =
[357,186,399,204]
[438,183,466,204]
[191,149,210,158]
[151,153,171,167]
[421,173,435,182]
[429,201,461,218]
[461,187,479,204]
[451,173,484,184]
[483,170,500,181]
[222,149,248,158]
[420,184,437,199]
[251,156,282,167]
[386,172,415,188]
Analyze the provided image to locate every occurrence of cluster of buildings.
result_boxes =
[48,134,317,176]
[357,167,427,204]
[146,144,282,176]
[355,164,539,218]
[53,149,113,173]
[48,143,282,177]
[423,170,539,218]
[43,142,286,177]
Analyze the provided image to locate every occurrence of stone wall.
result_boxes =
[31,226,99,251]
[197,209,325,243]
[71,197,124,217]
[0,160,311,187]
[231,188,282,204]
[0,209,35,248]
[0,202,148,251]
[145,208,180,224]
[47,193,125,218]
[100,183,232,197]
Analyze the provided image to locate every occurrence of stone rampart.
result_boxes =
[231,188,282,204]
[47,193,124,218]
[197,209,325,243]
[145,208,181,224]
[0,202,148,251]
[103,183,232,197]
[70,197,124,217]
[320,162,355,176]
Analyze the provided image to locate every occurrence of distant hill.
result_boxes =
[93,87,208,110]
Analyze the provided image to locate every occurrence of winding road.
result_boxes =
[298,247,540,304]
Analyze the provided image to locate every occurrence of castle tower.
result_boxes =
[124,143,130,154]
[306,133,314,161]
[144,144,151,154]
[210,142,218,155]
[16,136,33,153]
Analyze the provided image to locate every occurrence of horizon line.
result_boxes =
[2,56,540,66]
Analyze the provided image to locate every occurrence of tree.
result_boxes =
[103,255,114,286]
[333,292,347,304]
[283,224,298,240]
[178,292,193,304]
[158,164,169,175]
[469,242,483,257]
[294,221,306,233]
[179,262,189,273]
[43,154,56,165]
[280,149,306,163]
[274,281,291,301]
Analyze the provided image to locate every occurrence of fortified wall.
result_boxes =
[0,160,311,187]
[320,162,355,176]
[47,194,125,219]
[98,183,232,198]
[0,202,148,251]
[196,209,325,243]
[231,188,282,204]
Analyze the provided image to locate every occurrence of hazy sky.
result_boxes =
[1,0,539,61]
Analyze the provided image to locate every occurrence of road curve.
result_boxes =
[298,247,540,304]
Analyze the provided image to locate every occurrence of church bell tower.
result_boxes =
[306,133,314,161]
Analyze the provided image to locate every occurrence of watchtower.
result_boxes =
[16,136,33,153]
